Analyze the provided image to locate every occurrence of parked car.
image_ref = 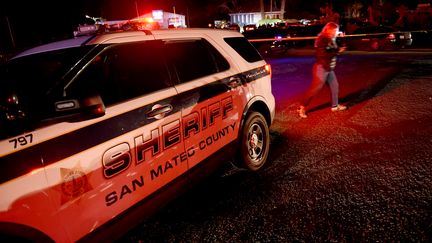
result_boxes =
[409,29,432,47]
[344,25,412,51]
[243,24,257,32]
[283,24,325,47]
[227,23,241,32]
[0,28,275,242]
[243,27,295,56]
[244,24,325,56]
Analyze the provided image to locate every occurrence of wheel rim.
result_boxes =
[247,123,265,162]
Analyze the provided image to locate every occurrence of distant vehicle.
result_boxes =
[282,24,324,47]
[243,24,257,32]
[408,30,432,47]
[286,24,324,38]
[243,27,293,56]
[243,24,324,56]
[345,26,412,51]
[228,23,241,32]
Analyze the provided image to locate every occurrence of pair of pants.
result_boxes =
[302,63,339,107]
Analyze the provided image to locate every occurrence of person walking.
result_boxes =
[298,22,347,118]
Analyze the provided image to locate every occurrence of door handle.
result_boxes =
[146,104,173,119]
[227,76,242,89]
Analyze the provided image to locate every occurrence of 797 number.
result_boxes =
[9,134,33,149]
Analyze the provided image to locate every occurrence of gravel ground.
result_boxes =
[119,56,432,242]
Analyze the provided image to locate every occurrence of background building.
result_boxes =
[229,10,284,27]
[135,10,186,29]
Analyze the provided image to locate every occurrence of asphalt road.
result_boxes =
[119,49,432,242]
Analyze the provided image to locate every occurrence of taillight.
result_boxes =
[93,104,106,115]
[265,64,272,78]
[387,33,396,39]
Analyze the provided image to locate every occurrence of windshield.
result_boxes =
[0,46,95,139]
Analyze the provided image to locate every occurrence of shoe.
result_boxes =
[331,104,347,112]
[298,106,307,118]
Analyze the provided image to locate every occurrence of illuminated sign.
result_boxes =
[152,10,163,20]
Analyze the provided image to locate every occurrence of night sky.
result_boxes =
[0,0,423,52]
[0,0,211,52]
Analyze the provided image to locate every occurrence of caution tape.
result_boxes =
[247,30,428,43]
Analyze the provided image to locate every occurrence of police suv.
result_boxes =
[0,28,275,242]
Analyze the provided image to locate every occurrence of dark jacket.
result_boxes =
[315,35,340,71]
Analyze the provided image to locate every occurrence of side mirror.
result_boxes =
[2,93,27,122]
[54,95,106,122]
[0,94,106,139]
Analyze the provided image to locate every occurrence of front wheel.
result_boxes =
[236,112,270,171]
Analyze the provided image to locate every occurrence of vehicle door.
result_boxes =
[0,128,63,241]
[0,50,84,241]
[160,36,247,173]
[40,40,188,241]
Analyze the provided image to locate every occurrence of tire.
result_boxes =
[236,112,270,171]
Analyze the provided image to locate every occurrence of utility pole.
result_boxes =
[5,16,16,48]
[280,0,286,19]
[186,7,190,27]
[135,1,140,18]
[173,6,177,27]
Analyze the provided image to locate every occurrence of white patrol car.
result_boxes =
[0,28,275,242]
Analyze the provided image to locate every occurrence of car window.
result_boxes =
[67,40,172,106]
[0,46,95,138]
[0,46,94,103]
[354,26,394,34]
[163,38,229,84]
[224,37,263,63]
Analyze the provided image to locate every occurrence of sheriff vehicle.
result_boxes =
[0,28,275,242]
